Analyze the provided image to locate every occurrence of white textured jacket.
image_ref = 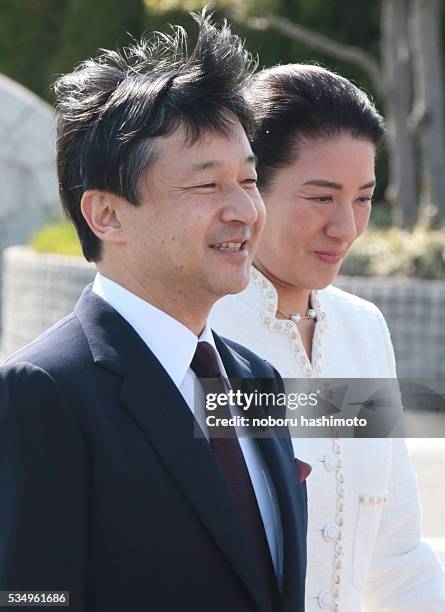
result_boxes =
[211,267,445,611]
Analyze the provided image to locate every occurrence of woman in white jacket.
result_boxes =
[211,64,445,611]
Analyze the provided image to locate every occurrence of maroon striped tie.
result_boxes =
[190,341,279,601]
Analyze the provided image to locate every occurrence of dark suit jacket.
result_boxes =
[0,286,307,612]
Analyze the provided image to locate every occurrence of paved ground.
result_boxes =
[407,438,445,564]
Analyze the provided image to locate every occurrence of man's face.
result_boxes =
[118,120,265,306]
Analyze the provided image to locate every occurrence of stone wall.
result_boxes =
[0,247,94,360]
[0,73,60,329]
[335,275,445,378]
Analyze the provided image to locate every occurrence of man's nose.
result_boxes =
[220,185,260,226]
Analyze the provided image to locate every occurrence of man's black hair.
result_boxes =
[53,10,257,261]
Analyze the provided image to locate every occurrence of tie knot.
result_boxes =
[190,341,222,379]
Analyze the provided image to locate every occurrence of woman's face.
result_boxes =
[254,134,375,290]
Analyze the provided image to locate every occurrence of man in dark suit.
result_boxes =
[0,11,307,612]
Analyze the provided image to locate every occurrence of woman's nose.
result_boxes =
[324,203,358,243]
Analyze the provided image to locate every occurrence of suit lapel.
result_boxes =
[255,435,307,612]
[119,363,275,612]
[74,287,273,612]
[215,333,307,612]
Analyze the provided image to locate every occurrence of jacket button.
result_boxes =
[318,589,333,608]
[323,452,337,471]
[323,523,338,541]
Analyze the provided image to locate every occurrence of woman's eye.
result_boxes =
[309,196,332,203]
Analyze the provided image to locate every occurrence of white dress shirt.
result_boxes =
[92,272,283,586]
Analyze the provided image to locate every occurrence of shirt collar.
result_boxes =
[92,273,222,387]
[247,266,326,321]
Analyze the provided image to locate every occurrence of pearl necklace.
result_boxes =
[276,306,317,324]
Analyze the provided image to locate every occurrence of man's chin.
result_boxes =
[214,272,250,298]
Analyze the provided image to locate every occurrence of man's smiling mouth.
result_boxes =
[210,240,247,252]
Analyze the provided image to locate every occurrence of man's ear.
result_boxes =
[80,190,125,245]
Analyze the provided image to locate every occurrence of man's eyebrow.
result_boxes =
[302,179,376,190]
[189,155,257,172]
[359,180,376,189]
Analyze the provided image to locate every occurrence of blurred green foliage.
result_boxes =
[0,0,389,198]
[341,226,445,279]
[32,220,82,257]
[0,0,381,104]
[0,0,146,101]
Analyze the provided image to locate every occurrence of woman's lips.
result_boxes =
[314,250,346,264]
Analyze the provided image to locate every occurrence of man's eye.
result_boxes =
[191,183,216,190]
[358,196,373,205]
[241,178,258,186]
